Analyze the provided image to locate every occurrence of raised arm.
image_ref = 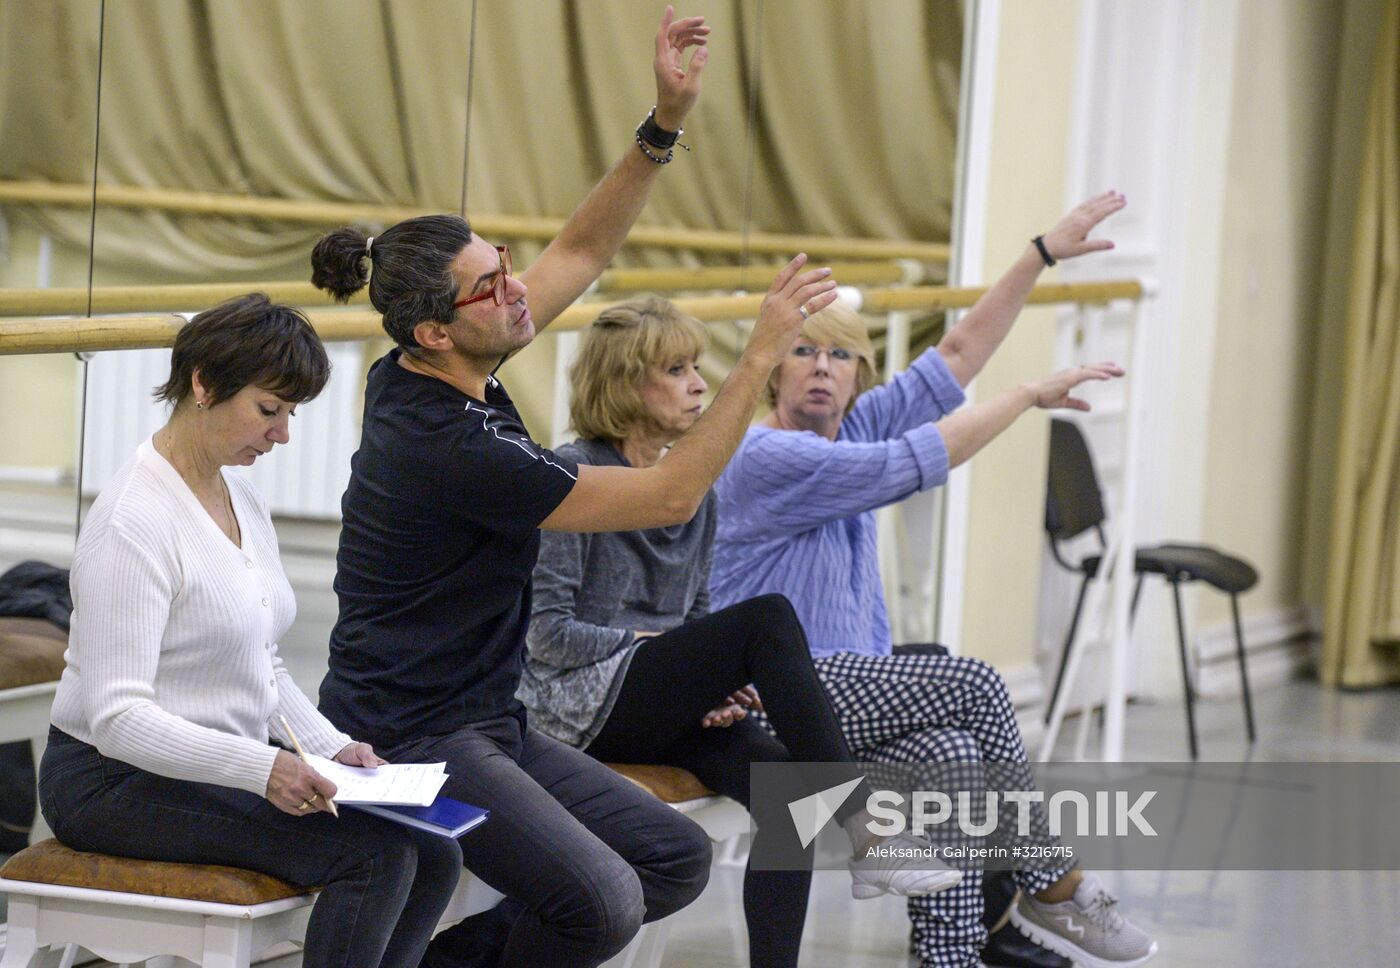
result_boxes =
[843,347,967,442]
[720,423,954,536]
[937,361,1124,467]
[937,191,1125,387]
[726,362,1124,538]
[541,255,838,533]
[522,6,709,330]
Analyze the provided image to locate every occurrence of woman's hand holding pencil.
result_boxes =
[266,715,340,817]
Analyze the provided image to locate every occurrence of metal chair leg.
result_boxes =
[1046,573,1091,724]
[1169,577,1199,760]
[1230,594,1257,743]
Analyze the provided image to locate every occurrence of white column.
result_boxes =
[551,331,580,449]
[937,0,1001,652]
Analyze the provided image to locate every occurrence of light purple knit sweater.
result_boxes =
[709,348,966,657]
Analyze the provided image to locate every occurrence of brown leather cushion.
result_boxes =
[0,617,68,690]
[0,839,312,905]
[606,763,715,803]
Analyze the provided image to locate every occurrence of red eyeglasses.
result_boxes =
[452,244,512,310]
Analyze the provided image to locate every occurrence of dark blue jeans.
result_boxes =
[38,728,462,968]
[383,711,712,968]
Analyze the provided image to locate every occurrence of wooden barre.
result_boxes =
[0,281,1143,356]
[0,180,951,263]
[860,280,1144,312]
[0,262,919,318]
[598,260,918,292]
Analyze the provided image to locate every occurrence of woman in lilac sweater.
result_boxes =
[711,193,1158,968]
[522,295,968,968]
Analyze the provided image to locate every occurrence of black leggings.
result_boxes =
[585,594,863,968]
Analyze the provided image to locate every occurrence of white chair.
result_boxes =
[0,840,319,968]
[0,766,746,968]
[601,764,749,968]
[0,842,513,968]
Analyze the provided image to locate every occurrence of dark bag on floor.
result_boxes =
[0,561,73,853]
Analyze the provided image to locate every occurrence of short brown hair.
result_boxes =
[766,299,878,413]
[569,296,708,441]
[153,293,330,407]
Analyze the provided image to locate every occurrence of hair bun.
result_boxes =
[310,226,371,302]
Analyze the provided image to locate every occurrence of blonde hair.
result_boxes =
[569,296,709,441]
[766,298,878,413]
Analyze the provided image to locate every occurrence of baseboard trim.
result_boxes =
[1005,605,1314,728]
[1192,604,1314,698]
[1000,662,1048,751]
[0,482,81,571]
[0,466,71,486]
[1001,662,1046,710]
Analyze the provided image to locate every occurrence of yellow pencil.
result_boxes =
[279,714,339,817]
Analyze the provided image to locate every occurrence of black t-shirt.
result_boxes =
[319,349,579,749]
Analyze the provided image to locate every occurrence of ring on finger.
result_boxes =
[798,304,810,321]
[298,799,312,811]
[308,792,321,803]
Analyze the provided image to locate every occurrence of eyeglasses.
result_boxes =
[452,244,512,310]
[792,344,856,364]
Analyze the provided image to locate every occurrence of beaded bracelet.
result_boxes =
[635,131,674,164]
[635,107,689,164]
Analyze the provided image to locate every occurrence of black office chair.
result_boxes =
[1042,418,1257,759]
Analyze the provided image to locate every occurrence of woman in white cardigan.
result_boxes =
[39,294,461,968]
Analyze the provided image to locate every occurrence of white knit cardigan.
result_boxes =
[50,438,353,796]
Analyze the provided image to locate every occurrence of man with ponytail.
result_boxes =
[306,9,936,967]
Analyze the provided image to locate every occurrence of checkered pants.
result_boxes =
[812,651,1073,968]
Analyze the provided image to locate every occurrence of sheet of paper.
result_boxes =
[306,756,450,806]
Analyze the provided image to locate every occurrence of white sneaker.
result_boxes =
[1009,873,1158,967]
[849,833,964,900]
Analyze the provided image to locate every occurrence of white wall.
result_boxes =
[956,0,1081,671]
[956,0,1365,716]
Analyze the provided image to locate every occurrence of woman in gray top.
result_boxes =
[521,297,962,968]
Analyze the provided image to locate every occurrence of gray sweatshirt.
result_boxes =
[519,438,715,747]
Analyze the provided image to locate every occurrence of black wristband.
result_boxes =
[1032,235,1056,267]
[638,106,681,149]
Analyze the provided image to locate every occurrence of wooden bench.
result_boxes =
[0,765,746,967]
[0,617,69,845]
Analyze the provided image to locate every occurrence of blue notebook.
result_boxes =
[348,797,489,838]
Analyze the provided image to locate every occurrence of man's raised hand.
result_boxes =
[653,6,710,130]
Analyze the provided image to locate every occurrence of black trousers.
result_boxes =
[586,594,864,968]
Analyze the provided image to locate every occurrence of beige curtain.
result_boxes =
[1,0,480,274]
[0,0,959,428]
[1,0,959,271]
[1323,0,1400,687]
